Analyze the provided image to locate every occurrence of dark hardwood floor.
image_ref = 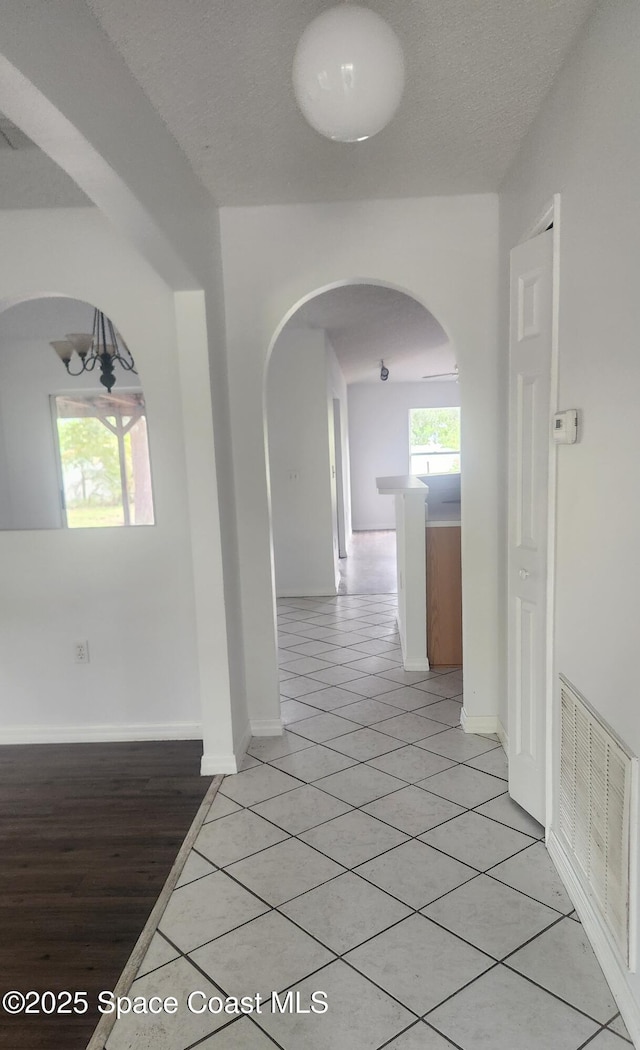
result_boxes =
[0,740,213,1050]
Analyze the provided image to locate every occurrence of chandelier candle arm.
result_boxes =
[51,308,137,393]
[65,333,94,358]
[50,340,75,365]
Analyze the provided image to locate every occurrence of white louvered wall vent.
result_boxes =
[558,674,637,969]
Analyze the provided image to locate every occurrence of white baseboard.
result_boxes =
[200,751,240,775]
[224,718,251,776]
[235,722,252,761]
[207,720,282,777]
[496,719,508,752]
[352,524,396,532]
[547,830,640,1047]
[398,624,429,672]
[276,586,338,597]
[202,724,251,775]
[403,658,431,671]
[0,722,202,745]
[250,718,284,737]
[460,709,501,736]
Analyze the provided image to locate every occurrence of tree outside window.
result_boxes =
[52,392,154,528]
[409,407,460,475]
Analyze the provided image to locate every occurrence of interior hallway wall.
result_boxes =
[326,335,352,551]
[0,8,246,770]
[500,0,640,1027]
[0,209,216,747]
[220,194,499,733]
[267,329,338,596]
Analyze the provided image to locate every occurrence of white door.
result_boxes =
[508,228,553,825]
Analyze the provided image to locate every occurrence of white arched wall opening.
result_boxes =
[0,17,246,773]
[0,209,238,770]
[219,195,502,744]
[265,277,457,597]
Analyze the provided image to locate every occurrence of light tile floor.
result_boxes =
[105,593,633,1050]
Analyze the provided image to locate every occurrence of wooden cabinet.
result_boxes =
[426,525,462,667]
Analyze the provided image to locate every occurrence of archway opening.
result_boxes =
[265,278,463,687]
[0,295,154,532]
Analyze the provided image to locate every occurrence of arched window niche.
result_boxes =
[0,296,155,531]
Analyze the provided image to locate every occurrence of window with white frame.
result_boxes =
[52,391,155,528]
[409,406,461,475]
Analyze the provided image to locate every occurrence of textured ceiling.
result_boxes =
[0,3,596,378]
[0,112,88,208]
[84,0,597,206]
[284,284,454,384]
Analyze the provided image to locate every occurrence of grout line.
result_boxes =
[376,1018,468,1050]
[419,960,502,1018]
[194,799,568,977]
[421,1019,469,1050]
[109,598,610,1048]
[500,956,616,1029]
[467,801,545,840]
[575,1028,613,1050]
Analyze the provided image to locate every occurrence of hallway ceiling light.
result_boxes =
[380,360,389,381]
[51,308,137,394]
[292,4,405,142]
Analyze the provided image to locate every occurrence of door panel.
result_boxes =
[508,228,553,824]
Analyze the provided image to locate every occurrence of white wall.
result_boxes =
[1,11,247,771]
[0,209,235,768]
[0,382,11,531]
[267,329,338,596]
[500,0,640,1029]
[221,194,499,732]
[0,335,76,531]
[348,380,460,530]
[326,337,352,549]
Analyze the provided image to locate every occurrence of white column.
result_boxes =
[377,476,429,671]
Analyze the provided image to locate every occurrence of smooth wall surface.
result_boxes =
[221,194,500,730]
[500,0,640,1023]
[348,380,460,530]
[267,329,338,596]
[0,209,229,755]
[326,336,352,550]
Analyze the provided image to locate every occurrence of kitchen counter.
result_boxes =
[425,500,461,527]
[375,475,462,671]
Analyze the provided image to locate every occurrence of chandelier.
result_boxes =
[50,309,137,393]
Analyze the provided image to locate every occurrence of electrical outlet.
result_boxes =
[74,640,90,664]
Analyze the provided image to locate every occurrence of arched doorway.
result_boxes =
[266,281,457,602]
[263,278,465,729]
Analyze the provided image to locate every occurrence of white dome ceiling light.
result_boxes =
[292,5,405,143]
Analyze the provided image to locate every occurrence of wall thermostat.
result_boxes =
[553,409,578,444]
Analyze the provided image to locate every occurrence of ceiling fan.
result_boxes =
[421,364,459,382]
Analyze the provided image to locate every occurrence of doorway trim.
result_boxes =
[510,193,561,830]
